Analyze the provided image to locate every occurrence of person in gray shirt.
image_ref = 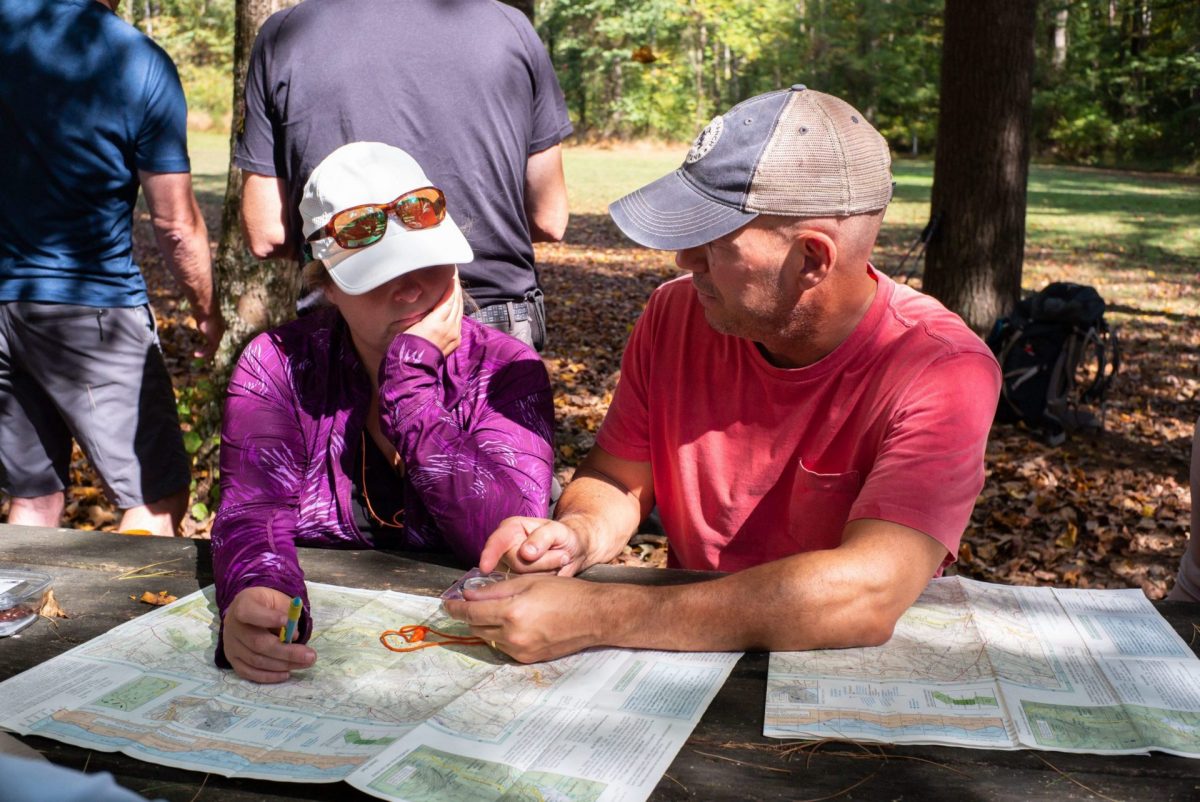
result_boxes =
[235,0,572,350]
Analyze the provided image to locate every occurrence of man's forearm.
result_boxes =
[241,173,295,260]
[596,553,898,653]
[154,209,217,319]
[552,467,646,569]
[590,521,948,654]
[524,144,568,243]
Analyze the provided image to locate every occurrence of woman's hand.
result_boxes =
[406,270,463,358]
[479,516,591,577]
[223,587,316,683]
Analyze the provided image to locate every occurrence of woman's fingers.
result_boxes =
[479,519,535,572]
[224,587,316,683]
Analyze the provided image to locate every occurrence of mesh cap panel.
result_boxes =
[746,90,892,217]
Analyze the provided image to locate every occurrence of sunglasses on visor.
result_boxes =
[306,187,447,250]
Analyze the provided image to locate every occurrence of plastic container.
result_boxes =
[0,569,53,637]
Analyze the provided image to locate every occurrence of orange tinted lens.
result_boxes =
[393,189,446,230]
[331,206,387,248]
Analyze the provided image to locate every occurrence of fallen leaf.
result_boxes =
[87,504,116,527]
[38,588,68,619]
[133,590,178,606]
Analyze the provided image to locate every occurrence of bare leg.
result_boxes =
[7,491,65,527]
[118,488,187,537]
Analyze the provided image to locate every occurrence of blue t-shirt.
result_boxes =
[234,0,573,307]
[0,754,161,802]
[0,0,190,308]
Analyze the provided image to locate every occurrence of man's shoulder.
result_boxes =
[260,0,522,37]
[883,277,996,363]
[85,7,180,89]
[642,275,711,335]
[81,1,169,57]
[644,275,700,318]
[485,0,539,32]
[254,0,310,45]
[24,0,170,64]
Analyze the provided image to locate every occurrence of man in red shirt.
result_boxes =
[446,86,1002,662]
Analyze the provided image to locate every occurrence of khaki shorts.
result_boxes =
[0,302,189,508]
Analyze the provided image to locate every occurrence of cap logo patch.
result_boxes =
[686,116,724,164]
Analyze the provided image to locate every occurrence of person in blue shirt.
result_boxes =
[0,753,158,802]
[0,0,224,536]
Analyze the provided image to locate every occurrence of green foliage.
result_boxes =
[132,0,1198,168]
[175,357,223,521]
[538,0,943,147]
[540,0,1196,170]
[1033,0,1200,169]
[125,0,235,126]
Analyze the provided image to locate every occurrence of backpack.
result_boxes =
[986,283,1120,446]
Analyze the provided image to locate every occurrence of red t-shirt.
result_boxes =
[596,269,1001,573]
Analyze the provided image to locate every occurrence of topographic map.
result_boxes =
[0,583,740,802]
[765,576,1200,756]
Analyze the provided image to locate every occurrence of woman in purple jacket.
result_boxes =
[212,143,554,682]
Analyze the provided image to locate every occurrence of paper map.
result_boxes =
[0,583,740,801]
[765,575,1200,756]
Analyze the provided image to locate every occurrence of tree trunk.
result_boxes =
[214,0,302,373]
[1052,6,1069,70]
[923,0,1038,333]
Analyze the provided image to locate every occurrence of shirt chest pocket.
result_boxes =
[785,460,861,553]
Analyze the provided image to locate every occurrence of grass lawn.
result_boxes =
[187,129,232,198]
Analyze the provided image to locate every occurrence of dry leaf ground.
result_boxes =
[3,144,1195,598]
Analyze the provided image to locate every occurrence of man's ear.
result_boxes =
[789,230,837,291]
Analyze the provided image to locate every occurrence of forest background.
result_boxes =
[18,0,1199,599]
[129,0,1199,170]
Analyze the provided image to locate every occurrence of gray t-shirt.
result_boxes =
[234,0,572,307]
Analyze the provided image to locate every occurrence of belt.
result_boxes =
[470,302,529,325]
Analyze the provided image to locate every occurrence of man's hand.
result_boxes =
[194,308,226,358]
[405,272,463,358]
[444,574,607,663]
[223,587,316,683]
[479,516,589,576]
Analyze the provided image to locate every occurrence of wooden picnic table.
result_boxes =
[1,524,1199,801]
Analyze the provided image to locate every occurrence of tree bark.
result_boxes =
[214,0,302,373]
[923,0,1038,333]
[1052,6,1069,70]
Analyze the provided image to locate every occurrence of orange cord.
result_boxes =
[380,625,487,652]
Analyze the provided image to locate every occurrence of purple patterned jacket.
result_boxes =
[211,308,554,660]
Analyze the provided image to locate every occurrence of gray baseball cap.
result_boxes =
[608,85,893,251]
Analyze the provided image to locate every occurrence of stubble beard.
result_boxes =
[702,291,816,350]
